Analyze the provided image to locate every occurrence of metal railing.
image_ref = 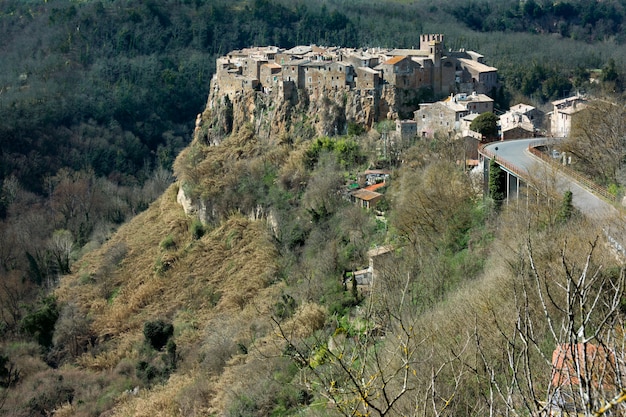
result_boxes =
[479,145,527,178]
[527,146,617,203]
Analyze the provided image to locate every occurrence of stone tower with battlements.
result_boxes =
[420,34,445,93]
[420,34,444,63]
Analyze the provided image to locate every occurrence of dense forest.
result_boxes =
[2,0,626,192]
[2,0,626,415]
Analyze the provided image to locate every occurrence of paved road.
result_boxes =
[481,138,622,237]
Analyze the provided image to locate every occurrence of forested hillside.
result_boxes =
[2,0,626,415]
[2,0,626,192]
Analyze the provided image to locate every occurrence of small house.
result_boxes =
[548,343,619,415]
[351,189,383,209]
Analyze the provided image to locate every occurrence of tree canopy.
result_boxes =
[470,112,499,139]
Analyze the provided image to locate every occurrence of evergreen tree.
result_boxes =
[557,190,574,223]
[488,158,506,210]
[470,112,499,140]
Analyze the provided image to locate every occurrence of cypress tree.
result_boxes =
[557,190,574,223]
[488,158,506,210]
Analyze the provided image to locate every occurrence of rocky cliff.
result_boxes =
[193,76,430,146]
[176,76,430,221]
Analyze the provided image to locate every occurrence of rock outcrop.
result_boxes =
[193,75,429,147]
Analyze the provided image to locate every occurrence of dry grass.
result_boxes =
[110,372,199,417]
[48,166,298,416]
[365,206,622,415]
[56,181,280,370]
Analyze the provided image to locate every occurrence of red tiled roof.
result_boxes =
[383,56,406,65]
[364,182,386,192]
[352,189,382,201]
[551,344,616,389]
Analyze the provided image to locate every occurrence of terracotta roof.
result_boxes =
[351,189,382,201]
[364,182,386,192]
[382,55,406,65]
[551,344,616,389]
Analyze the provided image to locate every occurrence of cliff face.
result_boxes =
[193,77,427,146]
[178,77,428,221]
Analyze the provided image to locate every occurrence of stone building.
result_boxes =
[414,92,492,138]
[376,56,422,89]
[550,95,587,137]
[395,119,417,139]
[456,58,498,94]
[499,103,543,140]
[356,67,380,90]
[259,62,282,93]
[212,34,499,124]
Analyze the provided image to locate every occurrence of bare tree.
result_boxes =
[389,160,476,254]
[562,100,626,186]
[0,270,34,331]
[52,302,94,360]
[475,234,626,416]
[48,229,73,275]
[274,260,470,417]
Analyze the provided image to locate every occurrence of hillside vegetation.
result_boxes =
[3,108,625,415]
[3,0,626,415]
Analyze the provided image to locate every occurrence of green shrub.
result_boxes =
[160,234,176,250]
[190,220,205,240]
[608,183,623,198]
[227,394,257,417]
[143,319,174,350]
[21,296,59,348]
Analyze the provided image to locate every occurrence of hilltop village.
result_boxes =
[199,36,594,217]
[208,34,586,159]
[209,34,586,148]
[202,34,506,144]
[215,34,498,104]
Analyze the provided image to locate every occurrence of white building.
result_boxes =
[550,95,587,137]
